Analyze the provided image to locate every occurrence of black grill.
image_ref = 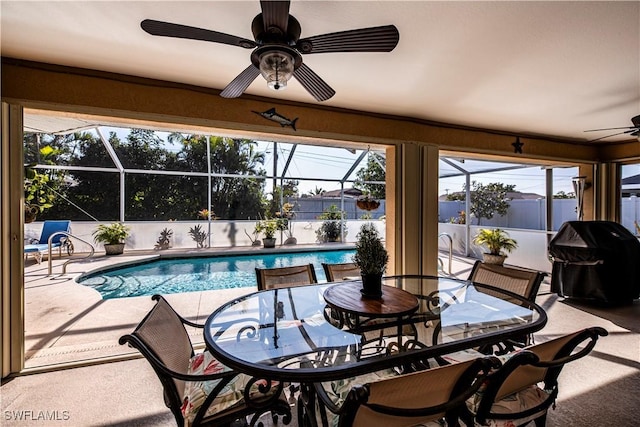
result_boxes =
[548,221,640,304]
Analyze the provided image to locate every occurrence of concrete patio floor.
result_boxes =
[2,248,638,426]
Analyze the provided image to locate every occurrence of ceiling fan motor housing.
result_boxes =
[251,13,301,45]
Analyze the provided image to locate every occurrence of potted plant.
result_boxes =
[93,222,131,255]
[316,205,347,243]
[356,193,380,211]
[254,219,286,248]
[473,228,517,265]
[353,223,389,298]
[276,202,297,245]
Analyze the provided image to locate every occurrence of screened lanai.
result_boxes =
[24,111,581,212]
[23,108,584,259]
[17,109,592,372]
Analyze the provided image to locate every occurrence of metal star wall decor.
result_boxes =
[512,137,524,154]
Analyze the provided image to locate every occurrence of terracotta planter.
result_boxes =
[361,273,383,299]
[104,243,125,255]
[482,253,507,265]
[356,199,380,211]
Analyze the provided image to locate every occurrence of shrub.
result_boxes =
[353,223,388,275]
[92,223,131,245]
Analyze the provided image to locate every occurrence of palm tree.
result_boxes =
[308,186,326,196]
[169,134,267,219]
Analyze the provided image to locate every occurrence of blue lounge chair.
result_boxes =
[24,220,72,264]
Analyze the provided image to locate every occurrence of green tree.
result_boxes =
[269,179,299,216]
[36,130,269,221]
[303,186,325,198]
[446,181,514,225]
[26,132,99,221]
[354,152,386,199]
[44,129,182,220]
[169,133,267,219]
[118,129,179,220]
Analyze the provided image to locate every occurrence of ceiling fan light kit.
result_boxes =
[258,50,295,90]
[141,0,399,101]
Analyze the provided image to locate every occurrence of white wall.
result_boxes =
[437,223,553,273]
[24,219,386,253]
[439,198,640,234]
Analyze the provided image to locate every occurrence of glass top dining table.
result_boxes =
[204,275,547,383]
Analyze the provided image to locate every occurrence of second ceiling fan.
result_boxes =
[141,0,399,102]
[584,115,640,142]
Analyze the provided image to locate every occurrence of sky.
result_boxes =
[621,164,640,180]
[439,165,579,197]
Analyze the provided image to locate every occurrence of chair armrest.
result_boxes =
[119,333,236,382]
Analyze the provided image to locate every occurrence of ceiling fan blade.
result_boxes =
[141,19,256,49]
[260,0,290,33]
[293,63,336,102]
[296,25,399,54]
[584,126,635,132]
[220,65,261,98]
[588,130,636,142]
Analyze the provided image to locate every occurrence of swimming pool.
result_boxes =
[77,249,356,299]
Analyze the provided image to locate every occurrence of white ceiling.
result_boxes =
[2,1,639,143]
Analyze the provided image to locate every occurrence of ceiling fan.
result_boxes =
[141,0,399,102]
[584,115,640,142]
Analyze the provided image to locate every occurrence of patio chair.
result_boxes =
[322,262,361,282]
[468,260,546,304]
[307,356,498,427]
[468,326,608,427]
[468,260,547,354]
[119,295,291,427]
[24,220,73,264]
[255,264,318,290]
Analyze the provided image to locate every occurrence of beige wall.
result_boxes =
[2,58,623,160]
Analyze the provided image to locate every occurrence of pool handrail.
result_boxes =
[48,231,95,276]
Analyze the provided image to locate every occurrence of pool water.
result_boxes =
[78,249,356,299]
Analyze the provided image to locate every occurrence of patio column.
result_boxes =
[390,142,439,278]
[1,102,25,377]
[594,162,619,222]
